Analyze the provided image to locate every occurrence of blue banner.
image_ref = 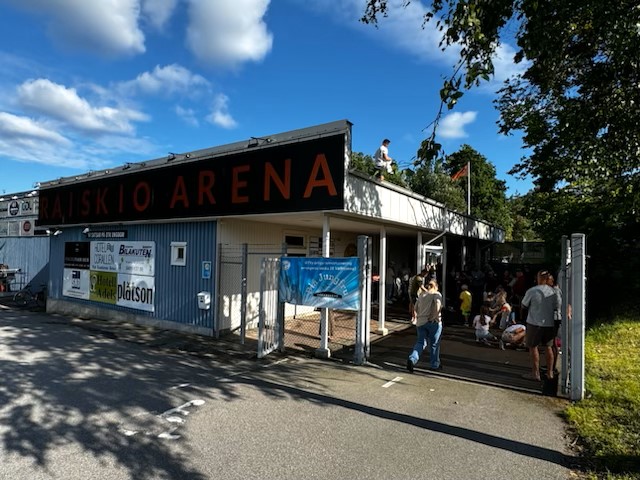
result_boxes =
[279,257,361,310]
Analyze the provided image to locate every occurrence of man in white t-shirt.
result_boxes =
[374,139,393,181]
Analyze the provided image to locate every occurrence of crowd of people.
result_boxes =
[404,263,564,387]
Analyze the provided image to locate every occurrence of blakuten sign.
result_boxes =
[38,134,345,226]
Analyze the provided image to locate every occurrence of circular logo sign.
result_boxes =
[9,201,19,216]
[23,221,32,233]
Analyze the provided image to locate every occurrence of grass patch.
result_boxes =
[565,318,640,478]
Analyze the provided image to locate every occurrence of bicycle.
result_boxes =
[13,283,47,308]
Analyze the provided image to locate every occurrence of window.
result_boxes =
[171,241,187,266]
[284,232,306,256]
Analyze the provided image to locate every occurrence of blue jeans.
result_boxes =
[408,322,442,368]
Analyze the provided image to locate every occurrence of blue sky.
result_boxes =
[0,0,532,197]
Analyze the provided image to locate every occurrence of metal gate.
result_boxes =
[560,233,587,401]
[258,257,284,358]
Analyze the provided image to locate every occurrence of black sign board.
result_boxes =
[64,242,90,269]
[38,134,346,226]
[86,230,128,239]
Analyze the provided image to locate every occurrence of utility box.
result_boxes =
[197,291,211,310]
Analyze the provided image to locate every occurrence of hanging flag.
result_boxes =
[451,163,469,181]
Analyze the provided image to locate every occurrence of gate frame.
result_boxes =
[258,256,284,358]
[559,233,586,401]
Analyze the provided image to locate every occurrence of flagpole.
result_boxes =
[466,161,471,216]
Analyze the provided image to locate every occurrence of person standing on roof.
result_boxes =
[374,139,393,181]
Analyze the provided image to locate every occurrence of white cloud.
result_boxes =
[207,94,237,129]
[6,0,145,56]
[0,111,158,170]
[17,79,148,135]
[295,0,457,64]
[0,112,71,145]
[299,0,525,90]
[119,64,210,96]
[186,0,273,67]
[175,105,199,127]
[141,0,178,29]
[439,111,478,139]
[488,42,529,86]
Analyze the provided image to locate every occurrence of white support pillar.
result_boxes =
[315,215,332,359]
[378,226,388,335]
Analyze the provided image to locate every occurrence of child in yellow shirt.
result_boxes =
[459,284,472,326]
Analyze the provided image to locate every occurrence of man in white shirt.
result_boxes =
[374,139,393,181]
[521,270,561,381]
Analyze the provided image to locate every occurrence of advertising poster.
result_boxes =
[89,271,117,304]
[63,242,91,299]
[90,241,155,276]
[116,274,155,312]
[64,240,155,312]
[279,257,360,310]
[62,268,91,300]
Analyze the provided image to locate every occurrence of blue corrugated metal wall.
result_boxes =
[0,236,50,289]
[48,221,216,329]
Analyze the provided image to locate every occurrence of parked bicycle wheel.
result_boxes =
[13,290,29,307]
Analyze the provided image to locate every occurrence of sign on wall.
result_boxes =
[62,242,91,300]
[90,241,155,276]
[38,134,346,226]
[63,241,156,312]
[0,198,38,219]
[279,257,360,311]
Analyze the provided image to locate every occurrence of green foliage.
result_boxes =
[350,151,408,188]
[361,0,640,317]
[565,319,640,477]
[408,160,467,212]
[350,151,377,176]
[446,145,513,233]
[506,195,540,241]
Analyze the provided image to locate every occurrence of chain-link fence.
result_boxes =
[218,243,367,353]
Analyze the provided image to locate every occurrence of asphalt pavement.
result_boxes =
[0,298,581,479]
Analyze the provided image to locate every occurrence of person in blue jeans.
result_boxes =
[407,279,443,373]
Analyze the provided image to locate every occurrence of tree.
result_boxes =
[409,145,513,233]
[446,145,513,234]
[361,1,640,188]
[362,0,640,315]
[408,160,467,212]
[506,195,540,242]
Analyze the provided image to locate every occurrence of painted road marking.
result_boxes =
[382,376,403,388]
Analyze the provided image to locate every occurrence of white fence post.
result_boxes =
[355,235,371,365]
[570,233,586,401]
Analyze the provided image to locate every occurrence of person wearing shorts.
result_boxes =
[521,270,561,381]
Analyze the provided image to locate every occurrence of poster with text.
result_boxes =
[279,257,360,310]
[89,271,117,304]
[116,274,155,312]
[90,241,155,276]
[62,268,90,299]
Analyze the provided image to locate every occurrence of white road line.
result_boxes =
[382,376,403,388]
